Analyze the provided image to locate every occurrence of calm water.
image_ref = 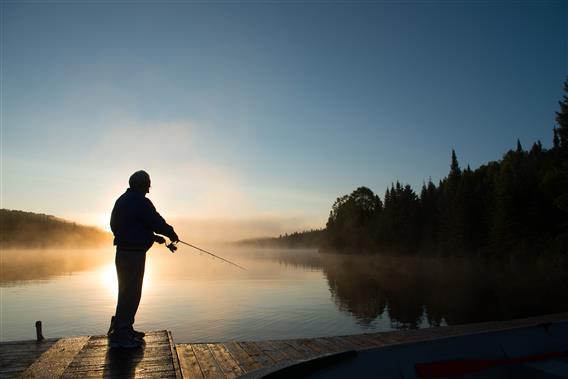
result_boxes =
[2,246,568,342]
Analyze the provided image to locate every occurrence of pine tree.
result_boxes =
[530,141,542,156]
[450,149,461,177]
[553,127,560,149]
[384,188,391,207]
[555,78,568,149]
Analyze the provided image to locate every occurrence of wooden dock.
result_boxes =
[2,312,567,378]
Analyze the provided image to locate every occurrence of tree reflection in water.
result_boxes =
[275,250,568,329]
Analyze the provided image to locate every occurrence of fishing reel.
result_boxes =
[166,241,178,253]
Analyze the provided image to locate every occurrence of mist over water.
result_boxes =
[2,247,567,342]
[1,249,110,286]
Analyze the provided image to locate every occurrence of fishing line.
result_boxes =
[165,240,247,270]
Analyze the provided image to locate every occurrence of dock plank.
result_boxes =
[324,336,357,351]
[62,356,175,372]
[238,341,275,369]
[302,338,329,355]
[254,341,288,364]
[268,340,303,361]
[221,342,262,373]
[176,344,205,379]
[367,331,407,346]
[314,337,343,353]
[191,344,224,379]
[283,339,319,359]
[61,330,177,379]
[19,336,90,378]
[167,331,183,379]
[0,339,58,379]
[207,344,243,379]
[338,334,377,349]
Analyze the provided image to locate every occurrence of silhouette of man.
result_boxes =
[108,170,178,348]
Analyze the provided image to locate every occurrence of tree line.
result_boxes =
[1,209,111,248]
[236,229,324,248]
[322,80,568,257]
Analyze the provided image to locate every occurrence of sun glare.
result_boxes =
[99,263,118,297]
[98,259,156,298]
[97,212,112,232]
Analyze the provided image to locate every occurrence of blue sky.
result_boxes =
[2,1,567,238]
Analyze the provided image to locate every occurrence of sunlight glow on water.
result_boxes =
[1,247,377,342]
[98,263,118,298]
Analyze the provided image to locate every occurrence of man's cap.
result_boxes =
[129,170,151,190]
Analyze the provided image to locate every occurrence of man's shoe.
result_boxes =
[130,328,145,339]
[109,332,143,349]
[107,315,115,336]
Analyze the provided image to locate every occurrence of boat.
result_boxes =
[242,321,568,378]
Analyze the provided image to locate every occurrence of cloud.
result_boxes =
[87,118,197,169]
[171,161,255,218]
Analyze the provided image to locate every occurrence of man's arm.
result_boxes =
[110,203,118,235]
[139,199,179,242]
[153,234,166,244]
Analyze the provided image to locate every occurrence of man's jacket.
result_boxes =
[110,188,176,250]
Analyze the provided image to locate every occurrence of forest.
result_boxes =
[0,209,111,248]
[321,80,568,257]
[236,229,324,248]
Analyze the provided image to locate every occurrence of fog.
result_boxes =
[0,207,321,251]
[0,249,111,285]
[0,209,112,249]
[170,216,321,245]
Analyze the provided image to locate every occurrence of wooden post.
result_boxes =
[35,320,45,342]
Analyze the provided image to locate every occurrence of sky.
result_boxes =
[1,1,567,240]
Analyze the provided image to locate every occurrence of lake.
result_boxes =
[2,246,568,342]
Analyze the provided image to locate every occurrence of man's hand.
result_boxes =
[154,235,166,244]
[171,231,179,243]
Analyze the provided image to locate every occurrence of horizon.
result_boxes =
[2,1,567,239]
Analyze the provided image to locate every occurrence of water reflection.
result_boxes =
[1,249,111,286]
[2,247,568,341]
[274,251,568,328]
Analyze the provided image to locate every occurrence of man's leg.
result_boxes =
[112,249,147,336]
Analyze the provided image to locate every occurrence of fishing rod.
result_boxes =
[165,240,247,271]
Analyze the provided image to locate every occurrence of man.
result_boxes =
[109,170,178,348]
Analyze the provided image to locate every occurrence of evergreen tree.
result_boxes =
[530,141,543,156]
[379,181,420,252]
[419,180,439,249]
[553,127,560,149]
[320,78,568,257]
[450,149,461,177]
[438,150,465,251]
[555,78,568,149]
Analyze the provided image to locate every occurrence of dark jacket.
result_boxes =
[110,188,176,250]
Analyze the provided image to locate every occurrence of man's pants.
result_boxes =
[113,248,147,335]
